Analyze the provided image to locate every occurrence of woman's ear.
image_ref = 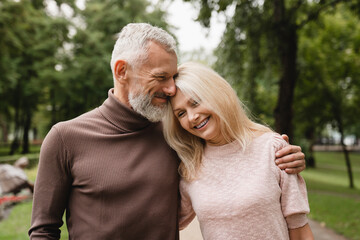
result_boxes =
[114,60,127,82]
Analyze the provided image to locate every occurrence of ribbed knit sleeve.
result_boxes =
[272,134,310,229]
[178,179,196,230]
[30,125,72,239]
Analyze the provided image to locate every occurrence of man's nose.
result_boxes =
[163,79,176,97]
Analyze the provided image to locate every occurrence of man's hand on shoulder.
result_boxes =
[275,134,306,174]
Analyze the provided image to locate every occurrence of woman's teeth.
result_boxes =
[194,117,209,129]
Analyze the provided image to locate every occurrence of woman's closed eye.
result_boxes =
[177,110,186,118]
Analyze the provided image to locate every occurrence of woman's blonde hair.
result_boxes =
[163,62,271,181]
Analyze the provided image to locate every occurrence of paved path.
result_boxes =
[180,217,203,240]
[308,219,348,240]
[180,217,349,240]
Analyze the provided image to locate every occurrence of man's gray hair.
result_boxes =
[110,23,177,78]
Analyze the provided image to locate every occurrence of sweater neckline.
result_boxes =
[98,89,153,132]
[203,132,273,158]
[204,141,240,158]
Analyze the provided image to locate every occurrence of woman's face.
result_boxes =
[170,90,227,146]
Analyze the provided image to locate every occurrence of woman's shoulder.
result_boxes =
[253,131,288,151]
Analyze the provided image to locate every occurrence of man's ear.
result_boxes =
[114,60,127,82]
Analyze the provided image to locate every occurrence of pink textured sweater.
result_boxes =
[179,132,310,240]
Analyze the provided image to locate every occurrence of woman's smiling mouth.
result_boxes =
[194,117,210,129]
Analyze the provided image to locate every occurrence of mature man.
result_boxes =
[29,23,305,239]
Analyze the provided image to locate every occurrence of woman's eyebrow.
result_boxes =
[173,103,187,113]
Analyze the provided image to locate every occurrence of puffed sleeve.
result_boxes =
[273,134,310,229]
[178,179,196,230]
[29,125,72,239]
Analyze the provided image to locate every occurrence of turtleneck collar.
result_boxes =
[98,88,154,132]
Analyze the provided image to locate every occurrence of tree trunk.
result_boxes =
[22,111,31,154]
[337,117,355,189]
[272,0,297,140]
[308,140,316,168]
[319,70,355,189]
[274,25,297,140]
[0,118,8,143]
[305,126,316,168]
[10,92,21,155]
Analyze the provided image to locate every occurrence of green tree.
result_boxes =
[295,7,360,188]
[0,0,69,153]
[185,0,359,140]
[50,0,174,123]
[0,0,173,151]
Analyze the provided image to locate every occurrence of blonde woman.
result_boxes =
[163,62,314,240]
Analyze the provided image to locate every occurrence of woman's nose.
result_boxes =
[189,111,199,122]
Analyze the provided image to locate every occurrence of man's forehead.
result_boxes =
[147,42,177,61]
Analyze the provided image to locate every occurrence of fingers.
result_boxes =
[275,145,303,160]
[281,134,289,144]
[276,159,305,170]
[275,144,306,174]
[284,165,306,174]
[276,152,305,166]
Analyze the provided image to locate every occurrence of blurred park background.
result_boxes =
[0,0,360,239]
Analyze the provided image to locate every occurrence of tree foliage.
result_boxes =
[0,0,69,153]
[185,0,360,187]
[47,0,173,124]
[295,7,360,187]
[185,0,359,140]
[0,0,172,153]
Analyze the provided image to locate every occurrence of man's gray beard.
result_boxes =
[129,91,166,122]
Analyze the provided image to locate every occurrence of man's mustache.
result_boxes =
[153,92,168,99]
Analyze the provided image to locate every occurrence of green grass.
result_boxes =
[0,153,39,162]
[308,193,360,239]
[0,145,40,168]
[302,151,360,240]
[0,145,41,157]
[0,164,69,239]
[1,151,359,239]
[0,201,33,240]
[0,200,69,240]
[24,167,38,183]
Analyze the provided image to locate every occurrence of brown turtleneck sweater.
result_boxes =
[29,89,180,240]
